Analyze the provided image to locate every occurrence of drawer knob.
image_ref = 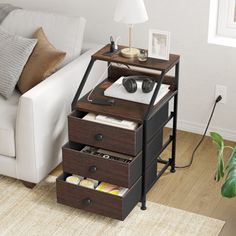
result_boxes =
[95,133,103,141]
[83,198,92,206]
[89,165,97,173]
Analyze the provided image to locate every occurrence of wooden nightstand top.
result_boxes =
[92,44,180,73]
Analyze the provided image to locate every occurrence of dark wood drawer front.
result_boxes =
[56,173,142,221]
[146,102,168,141]
[146,129,163,167]
[68,111,143,156]
[62,142,142,188]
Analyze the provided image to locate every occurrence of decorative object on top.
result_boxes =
[148,29,170,60]
[138,49,148,62]
[114,0,148,58]
[109,36,118,53]
[105,36,120,56]
[210,132,236,198]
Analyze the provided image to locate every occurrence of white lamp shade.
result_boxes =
[114,0,148,25]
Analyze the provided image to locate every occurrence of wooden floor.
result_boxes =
[149,129,236,236]
[52,129,236,236]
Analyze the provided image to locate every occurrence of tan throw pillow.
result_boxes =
[17,27,66,93]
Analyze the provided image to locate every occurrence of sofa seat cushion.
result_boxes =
[1,9,86,67]
[0,90,20,157]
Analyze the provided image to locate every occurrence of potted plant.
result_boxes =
[210,132,236,198]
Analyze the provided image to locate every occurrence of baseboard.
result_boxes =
[167,119,236,142]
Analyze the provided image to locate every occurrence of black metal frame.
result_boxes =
[140,62,179,210]
[71,56,180,212]
[72,59,95,110]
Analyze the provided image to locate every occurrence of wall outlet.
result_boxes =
[215,85,227,103]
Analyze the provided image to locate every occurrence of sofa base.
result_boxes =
[21,180,36,189]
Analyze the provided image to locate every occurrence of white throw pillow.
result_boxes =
[1,9,86,67]
[0,27,37,99]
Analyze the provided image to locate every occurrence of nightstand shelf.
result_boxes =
[56,44,180,220]
[76,77,177,123]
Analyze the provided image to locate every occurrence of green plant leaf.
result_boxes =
[210,132,224,151]
[210,132,225,182]
[221,165,236,198]
[226,146,236,169]
[220,156,224,177]
[215,151,224,181]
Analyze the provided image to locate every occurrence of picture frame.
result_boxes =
[148,29,170,60]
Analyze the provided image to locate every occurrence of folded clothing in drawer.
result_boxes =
[83,113,138,130]
[96,182,128,197]
[65,173,128,196]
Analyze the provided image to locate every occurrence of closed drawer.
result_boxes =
[68,111,143,156]
[56,173,142,221]
[62,142,142,188]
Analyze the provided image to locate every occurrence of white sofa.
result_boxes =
[0,9,105,185]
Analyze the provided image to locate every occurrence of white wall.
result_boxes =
[1,0,236,141]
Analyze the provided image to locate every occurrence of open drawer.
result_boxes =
[62,142,142,188]
[68,111,143,156]
[56,173,142,221]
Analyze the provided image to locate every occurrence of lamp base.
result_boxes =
[120,48,140,58]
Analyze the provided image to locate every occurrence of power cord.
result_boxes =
[87,63,112,102]
[176,95,222,169]
[87,62,133,103]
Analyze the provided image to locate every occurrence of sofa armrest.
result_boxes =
[15,45,106,183]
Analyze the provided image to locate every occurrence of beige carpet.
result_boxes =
[0,175,224,236]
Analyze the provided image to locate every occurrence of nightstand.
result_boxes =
[56,45,180,220]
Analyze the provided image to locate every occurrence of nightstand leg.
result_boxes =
[171,63,179,173]
[141,196,147,210]
[141,120,148,211]
[170,166,176,173]
[171,96,178,173]
[141,167,147,210]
